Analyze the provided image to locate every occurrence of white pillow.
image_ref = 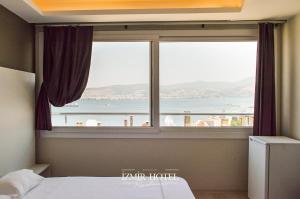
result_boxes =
[0,195,12,199]
[0,169,44,197]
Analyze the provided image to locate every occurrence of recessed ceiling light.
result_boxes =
[30,0,244,13]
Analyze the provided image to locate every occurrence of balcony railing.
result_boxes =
[52,112,254,127]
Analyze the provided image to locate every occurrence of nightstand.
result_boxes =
[30,164,51,177]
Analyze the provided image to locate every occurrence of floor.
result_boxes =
[193,191,248,199]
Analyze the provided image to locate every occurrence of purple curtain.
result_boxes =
[253,23,276,136]
[36,26,93,130]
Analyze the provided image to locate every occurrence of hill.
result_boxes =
[81,77,255,100]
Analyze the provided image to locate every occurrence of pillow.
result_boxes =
[0,169,44,197]
[0,195,12,199]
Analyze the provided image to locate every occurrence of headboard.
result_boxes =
[0,67,35,176]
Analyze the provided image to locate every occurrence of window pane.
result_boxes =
[159,41,257,127]
[52,42,151,127]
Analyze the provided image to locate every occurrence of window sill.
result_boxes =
[40,126,252,139]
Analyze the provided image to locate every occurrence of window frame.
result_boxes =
[51,34,161,133]
[36,28,257,138]
[158,37,257,128]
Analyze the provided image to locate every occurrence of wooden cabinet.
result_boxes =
[248,136,300,199]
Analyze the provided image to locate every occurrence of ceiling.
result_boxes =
[0,0,300,23]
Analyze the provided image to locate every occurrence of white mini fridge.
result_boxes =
[248,136,300,199]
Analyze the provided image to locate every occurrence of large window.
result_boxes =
[51,37,257,128]
[160,41,257,127]
[52,42,151,127]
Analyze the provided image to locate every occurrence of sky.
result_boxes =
[87,41,257,88]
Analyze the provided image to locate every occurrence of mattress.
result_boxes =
[22,177,195,199]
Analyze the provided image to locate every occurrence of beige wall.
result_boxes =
[281,13,300,139]
[0,5,34,73]
[38,138,248,190]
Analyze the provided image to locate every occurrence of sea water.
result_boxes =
[52,97,253,127]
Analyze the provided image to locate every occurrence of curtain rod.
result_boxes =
[35,20,286,27]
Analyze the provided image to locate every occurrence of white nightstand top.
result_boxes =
[250,136,300,144]
[30,164,50,175]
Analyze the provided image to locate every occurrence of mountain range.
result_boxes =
[81,77,255,100]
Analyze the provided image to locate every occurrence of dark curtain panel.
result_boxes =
[36,26,93,130]
[253,23,276,136]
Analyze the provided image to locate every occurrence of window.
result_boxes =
[160,41,257,127]
[50,35,257,129]
[52,42,151,127]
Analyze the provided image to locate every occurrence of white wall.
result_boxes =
[0,67,35,176]
[281,13,300,139]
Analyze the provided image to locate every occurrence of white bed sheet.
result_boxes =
[22,177,195,199]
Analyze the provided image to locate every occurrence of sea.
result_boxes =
[52,97,254,127]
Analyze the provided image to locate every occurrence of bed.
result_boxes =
[22,176,195,199]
